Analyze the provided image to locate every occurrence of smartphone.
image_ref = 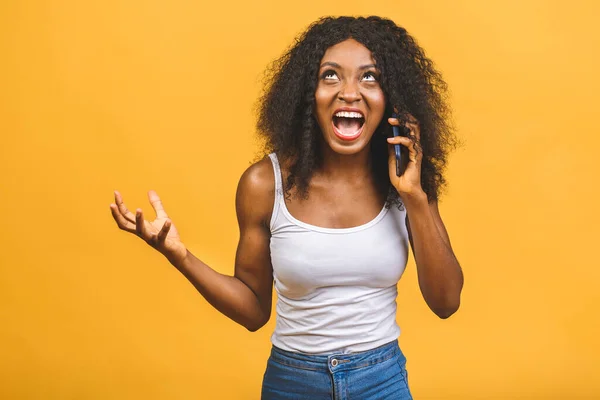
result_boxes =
[391,112,411,176]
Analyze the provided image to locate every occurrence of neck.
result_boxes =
[317,140,373,183]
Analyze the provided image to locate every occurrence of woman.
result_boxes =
[110,16,464,400]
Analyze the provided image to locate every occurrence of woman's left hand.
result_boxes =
[387,114,426,201]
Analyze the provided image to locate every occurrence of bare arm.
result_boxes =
[405,193,464,319]
[172,160,274,331]
[111,158,275,332]
[387,114,463,319]
[175,160,273,331]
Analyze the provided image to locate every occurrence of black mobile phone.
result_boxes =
[391,113,410,176]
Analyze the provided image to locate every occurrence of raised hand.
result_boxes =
[386,113,426,201]
[110,190,187,265]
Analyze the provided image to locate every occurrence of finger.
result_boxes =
[387,136,415,146]
[114,191,135,223]
[387,137,422,163]
[387,142,397,163]
[388,118,420,142]
[387,143,408,176]
[148,190,168,219]
[135,209,153,241]
[110,204,137,233]
[156,219,171,245]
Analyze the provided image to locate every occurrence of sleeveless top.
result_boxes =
[268,153,410,354]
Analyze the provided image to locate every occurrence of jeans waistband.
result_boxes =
[270,340,404,372]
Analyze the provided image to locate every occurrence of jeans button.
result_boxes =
[331,359,338,367]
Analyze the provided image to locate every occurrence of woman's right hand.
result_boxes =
[110,190,188,265]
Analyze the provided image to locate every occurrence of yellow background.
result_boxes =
[1,0,599,398]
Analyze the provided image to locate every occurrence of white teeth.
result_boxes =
[334,111,363,118]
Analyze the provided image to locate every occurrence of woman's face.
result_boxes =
[314,38,386,156]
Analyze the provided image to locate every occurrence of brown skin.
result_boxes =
[109,39,463,332]
[287,39,387,229]
[386,115,463,318]
[110,161,274,332]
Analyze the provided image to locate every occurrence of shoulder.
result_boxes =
[237,156,276,199]
[235,155,276,228]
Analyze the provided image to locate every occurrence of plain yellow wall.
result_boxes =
[1,0,599,398]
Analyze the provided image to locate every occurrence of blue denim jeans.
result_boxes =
[261,340,413,400]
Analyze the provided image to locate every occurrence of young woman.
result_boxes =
[110,16,464,400]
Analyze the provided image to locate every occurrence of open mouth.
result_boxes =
[332,111,365,141]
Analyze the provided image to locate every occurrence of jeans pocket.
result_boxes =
[261,357,331,400]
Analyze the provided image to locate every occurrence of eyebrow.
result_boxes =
[320,62,378,70]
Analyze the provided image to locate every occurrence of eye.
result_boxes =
[321,70,339,81]
[362,71,378,82]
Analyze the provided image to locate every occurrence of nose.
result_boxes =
[338,80,361,103]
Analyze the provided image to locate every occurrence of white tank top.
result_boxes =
[268,153,410,354]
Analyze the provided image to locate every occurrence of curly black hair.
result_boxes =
[256,16,458,205]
